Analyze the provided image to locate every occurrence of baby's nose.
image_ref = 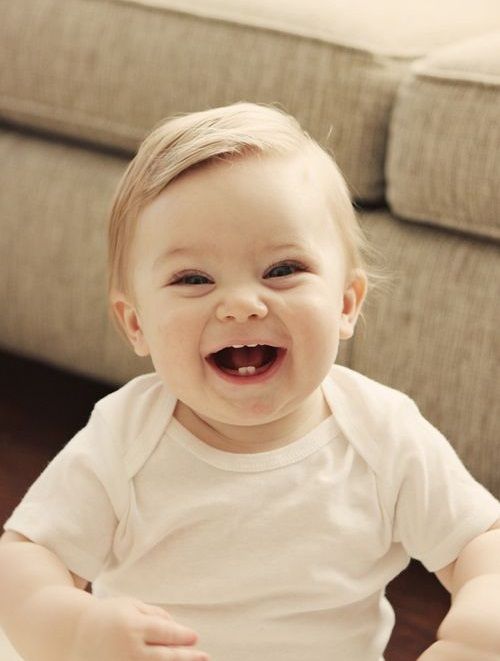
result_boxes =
[216,289,268,322]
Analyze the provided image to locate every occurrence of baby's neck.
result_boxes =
[173,389,331,454]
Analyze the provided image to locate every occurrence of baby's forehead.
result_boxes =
[134,146,348,250]
[166,150,338,222]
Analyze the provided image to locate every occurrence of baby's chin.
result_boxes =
[177,396,293,431]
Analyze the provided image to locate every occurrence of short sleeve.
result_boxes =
[3,408,123,582]
[391,398,500,572]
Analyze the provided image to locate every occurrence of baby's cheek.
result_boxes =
[297,291,342,329]
[149,315,195,367]
[157,309,194,344]
[302,301,342,361]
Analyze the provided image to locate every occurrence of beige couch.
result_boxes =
[1,1,499,499]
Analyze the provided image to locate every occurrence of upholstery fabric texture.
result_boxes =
[0,128,150,385]
[2,0,499,203]
[387,32,500,240]
[122,0,500,56]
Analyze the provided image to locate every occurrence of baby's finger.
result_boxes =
[143,647,209,661]
[144,618,198,646]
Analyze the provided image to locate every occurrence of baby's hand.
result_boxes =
[70,596,209,661]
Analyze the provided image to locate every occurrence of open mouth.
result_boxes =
[206,344,285,378]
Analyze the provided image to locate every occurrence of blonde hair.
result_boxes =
[108,101,372,302]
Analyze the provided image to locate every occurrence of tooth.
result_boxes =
[238,366,256,375]
[232,344,244,348]
[247,344,258,347]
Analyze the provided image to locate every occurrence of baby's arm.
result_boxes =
[0,531,209,661]
[419,521,500,659]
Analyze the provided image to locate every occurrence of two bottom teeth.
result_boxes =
[238,366,256,376]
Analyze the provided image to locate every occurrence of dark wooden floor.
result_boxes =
[0,349,450,659]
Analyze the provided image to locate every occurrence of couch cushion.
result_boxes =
[387,32,500,241]
[1,0,499,204]
[0,127,151,385]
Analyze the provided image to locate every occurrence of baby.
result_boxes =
[1,102,500,661]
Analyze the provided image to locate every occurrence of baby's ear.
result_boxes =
[339,269,367,340]
[110,291,150,357]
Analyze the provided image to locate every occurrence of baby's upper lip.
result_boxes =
[204,339,287,358]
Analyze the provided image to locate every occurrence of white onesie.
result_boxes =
[4,365,500,660]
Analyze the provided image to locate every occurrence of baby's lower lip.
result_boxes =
[206,348,287,385]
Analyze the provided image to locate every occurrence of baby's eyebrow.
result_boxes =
[266,242,307,253]
[153,241,310,271]
[153,246,200,271]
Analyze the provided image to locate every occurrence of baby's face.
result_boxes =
[116,152,365,429]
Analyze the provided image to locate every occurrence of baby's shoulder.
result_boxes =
[91,372,177,475]
[95,372,166,423]
[328,364,413,419]
[326,365,425,472]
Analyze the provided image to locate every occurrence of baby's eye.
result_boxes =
[264,261,307,279]
[170,272,213,286]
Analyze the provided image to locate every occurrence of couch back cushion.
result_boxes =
[1,0,499,204]
[387,32,500,241]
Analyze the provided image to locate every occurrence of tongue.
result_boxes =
[217,346,267,370]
